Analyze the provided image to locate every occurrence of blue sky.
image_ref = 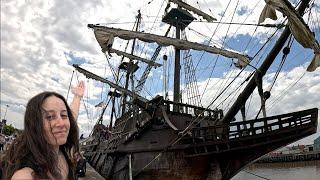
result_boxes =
[1,0,319,145]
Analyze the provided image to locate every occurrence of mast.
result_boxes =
[163,55,168,100]
[161,2,196,110]
[121,11,142,115]
[173,15,181,106]
[221,0,311,123]
[168,0,216,22]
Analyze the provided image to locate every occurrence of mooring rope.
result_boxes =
[243,170,270,180]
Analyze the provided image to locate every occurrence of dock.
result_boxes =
[79,163,105,180]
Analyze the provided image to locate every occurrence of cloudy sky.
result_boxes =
[1,0,319,145]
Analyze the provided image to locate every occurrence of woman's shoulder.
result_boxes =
[11,167,34,179]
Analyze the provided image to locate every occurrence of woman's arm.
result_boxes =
[70,81,85,120]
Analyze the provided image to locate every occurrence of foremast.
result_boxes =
[121,10,142,116]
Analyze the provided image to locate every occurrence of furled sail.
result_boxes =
[168,0,216,22]
[88,24,251,69]
[95,101,106,108]
[109,48,162,68]
[259,0,320,72]
[258,2,277,24]
[72,64,148,103]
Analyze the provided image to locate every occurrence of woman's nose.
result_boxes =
[53,115,67,126]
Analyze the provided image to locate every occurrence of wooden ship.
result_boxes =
[74,0,319,179]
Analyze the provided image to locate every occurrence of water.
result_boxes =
[232,161,320,180]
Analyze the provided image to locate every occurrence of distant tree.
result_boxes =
[2,124,15,136]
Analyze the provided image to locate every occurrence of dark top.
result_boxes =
[76,158,86,171]
[19,152,76,180]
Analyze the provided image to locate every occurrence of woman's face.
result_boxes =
[42,96,70,146]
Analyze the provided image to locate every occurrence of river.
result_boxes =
[232,160,320,180]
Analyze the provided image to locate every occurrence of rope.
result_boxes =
[243,170,270,180]
[253,36,293,118]
[102,20,282,28]
[88,96,113,136]
[181,31,201,106]
[66,70,75,100]
[134,32,269,176]
[199,0,234,101]
[136,0,166,57]
[217,71,254,109]
[100,59,109,100]
[134,104,217,177]
[266,72,306,112]
[134,68,246,177]
[105,55,118,82]
[251,24,282,59]
[134,152,163,176]
[239,0,263,53]
[268,36,293,92]
[194,0,232,73]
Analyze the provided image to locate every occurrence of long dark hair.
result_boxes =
[2,91,79,179]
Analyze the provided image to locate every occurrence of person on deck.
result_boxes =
[1,81,85,179]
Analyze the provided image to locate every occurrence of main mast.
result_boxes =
[162,4,195,110]
[173,18,181,106]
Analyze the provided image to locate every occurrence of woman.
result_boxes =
[2,81,85,179]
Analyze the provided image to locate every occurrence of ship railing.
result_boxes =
[163,100,223,120]
[112,109,135,134]
[190,108,318,141]
[106,109,153,149]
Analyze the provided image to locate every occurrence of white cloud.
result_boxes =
[196,65,320,144]
[1,0,319,143]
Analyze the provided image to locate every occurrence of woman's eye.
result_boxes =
[46,115,55,121]
[61,114,68,119]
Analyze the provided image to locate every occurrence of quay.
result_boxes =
[79,163,104,180]
[257,150,320,163]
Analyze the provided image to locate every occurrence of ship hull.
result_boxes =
[82,108,318,180]
[107,152,221,180]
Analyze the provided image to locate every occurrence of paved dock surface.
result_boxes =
[79,163,105,180]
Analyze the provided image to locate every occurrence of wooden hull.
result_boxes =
[82,108,318,180]
[107,152,220,180]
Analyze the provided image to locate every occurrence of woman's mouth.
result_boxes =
[53,131,67,137]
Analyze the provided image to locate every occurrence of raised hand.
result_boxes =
[70,80,85,120]
[72,80,85,99]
